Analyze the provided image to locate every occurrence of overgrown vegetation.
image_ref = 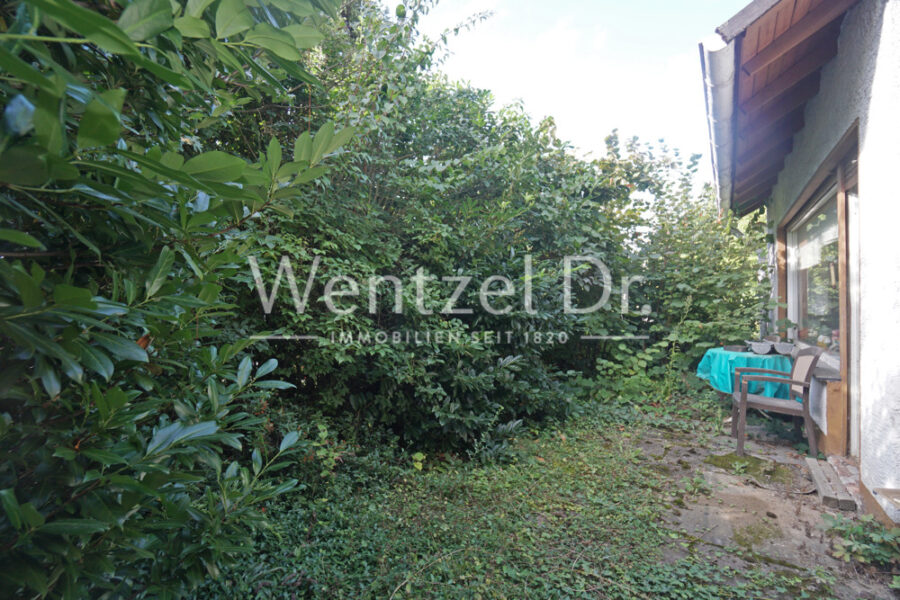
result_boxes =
[234,0,770,452]
[1,0,782,596]
[189,404,840,599]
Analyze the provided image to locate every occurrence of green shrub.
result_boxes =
[0,0,349,595]
[595,168,770,404]
[230,2,734,451]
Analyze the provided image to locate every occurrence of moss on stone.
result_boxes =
[733,520,782,550]
[703,452,793,487]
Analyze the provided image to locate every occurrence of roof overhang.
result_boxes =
[699,0,860,215]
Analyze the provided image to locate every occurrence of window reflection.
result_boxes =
[788,193,839,356]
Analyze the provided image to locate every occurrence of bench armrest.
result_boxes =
[740,375,809,389]
[733,368,792,393]
[733,367,791,376]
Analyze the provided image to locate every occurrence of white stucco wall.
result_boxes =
[768,0,900,522]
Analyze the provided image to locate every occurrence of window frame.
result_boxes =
[785,182,840,365]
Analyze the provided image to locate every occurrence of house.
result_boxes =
[699,0,900,524]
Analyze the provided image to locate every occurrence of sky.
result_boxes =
[415,0,751,184]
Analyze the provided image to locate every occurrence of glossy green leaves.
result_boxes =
[29,0,139,55]
[0,229,44,249]
[0,0,340,595]
[183,151,247,181]
[216,0,253,38]
[244,23,302,60]
[174,15,211,38]
[76,89,126,149]
[117,0,173,41]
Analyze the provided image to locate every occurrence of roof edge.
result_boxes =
[716,0,782,42]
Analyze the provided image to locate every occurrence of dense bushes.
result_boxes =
[1,0,769,595]
[594,165,770,403]
[233,2,769,446]
[0,0,347,595]
[236,98,636,448]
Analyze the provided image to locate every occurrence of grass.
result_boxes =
[189,400,844,599]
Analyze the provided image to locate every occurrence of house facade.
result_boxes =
[700,0,899,524]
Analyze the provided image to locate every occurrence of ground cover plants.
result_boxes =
[188,399,854,599]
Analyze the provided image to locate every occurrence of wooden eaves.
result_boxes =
[706,0,860,215]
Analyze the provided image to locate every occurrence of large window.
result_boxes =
[787,187,840,359]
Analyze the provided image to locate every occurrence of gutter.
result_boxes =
[699,34,737,214]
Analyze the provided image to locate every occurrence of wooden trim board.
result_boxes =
[814,381,848,456]
[717,0,782,42]
[805,457,856,511]
[836,163,851,456]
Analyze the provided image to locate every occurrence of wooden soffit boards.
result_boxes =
[727,0,859,214]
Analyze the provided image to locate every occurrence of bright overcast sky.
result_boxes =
[416,0,750,184]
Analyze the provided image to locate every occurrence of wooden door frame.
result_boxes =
[774,122,858,453]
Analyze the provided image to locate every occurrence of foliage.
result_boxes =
[594,171,770,404]
[0,0,354,596]
[598,169,769,401]
[230,1,762,452]
[1,0,777,594]
[640,180,770,364]
[824,513,900,568]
